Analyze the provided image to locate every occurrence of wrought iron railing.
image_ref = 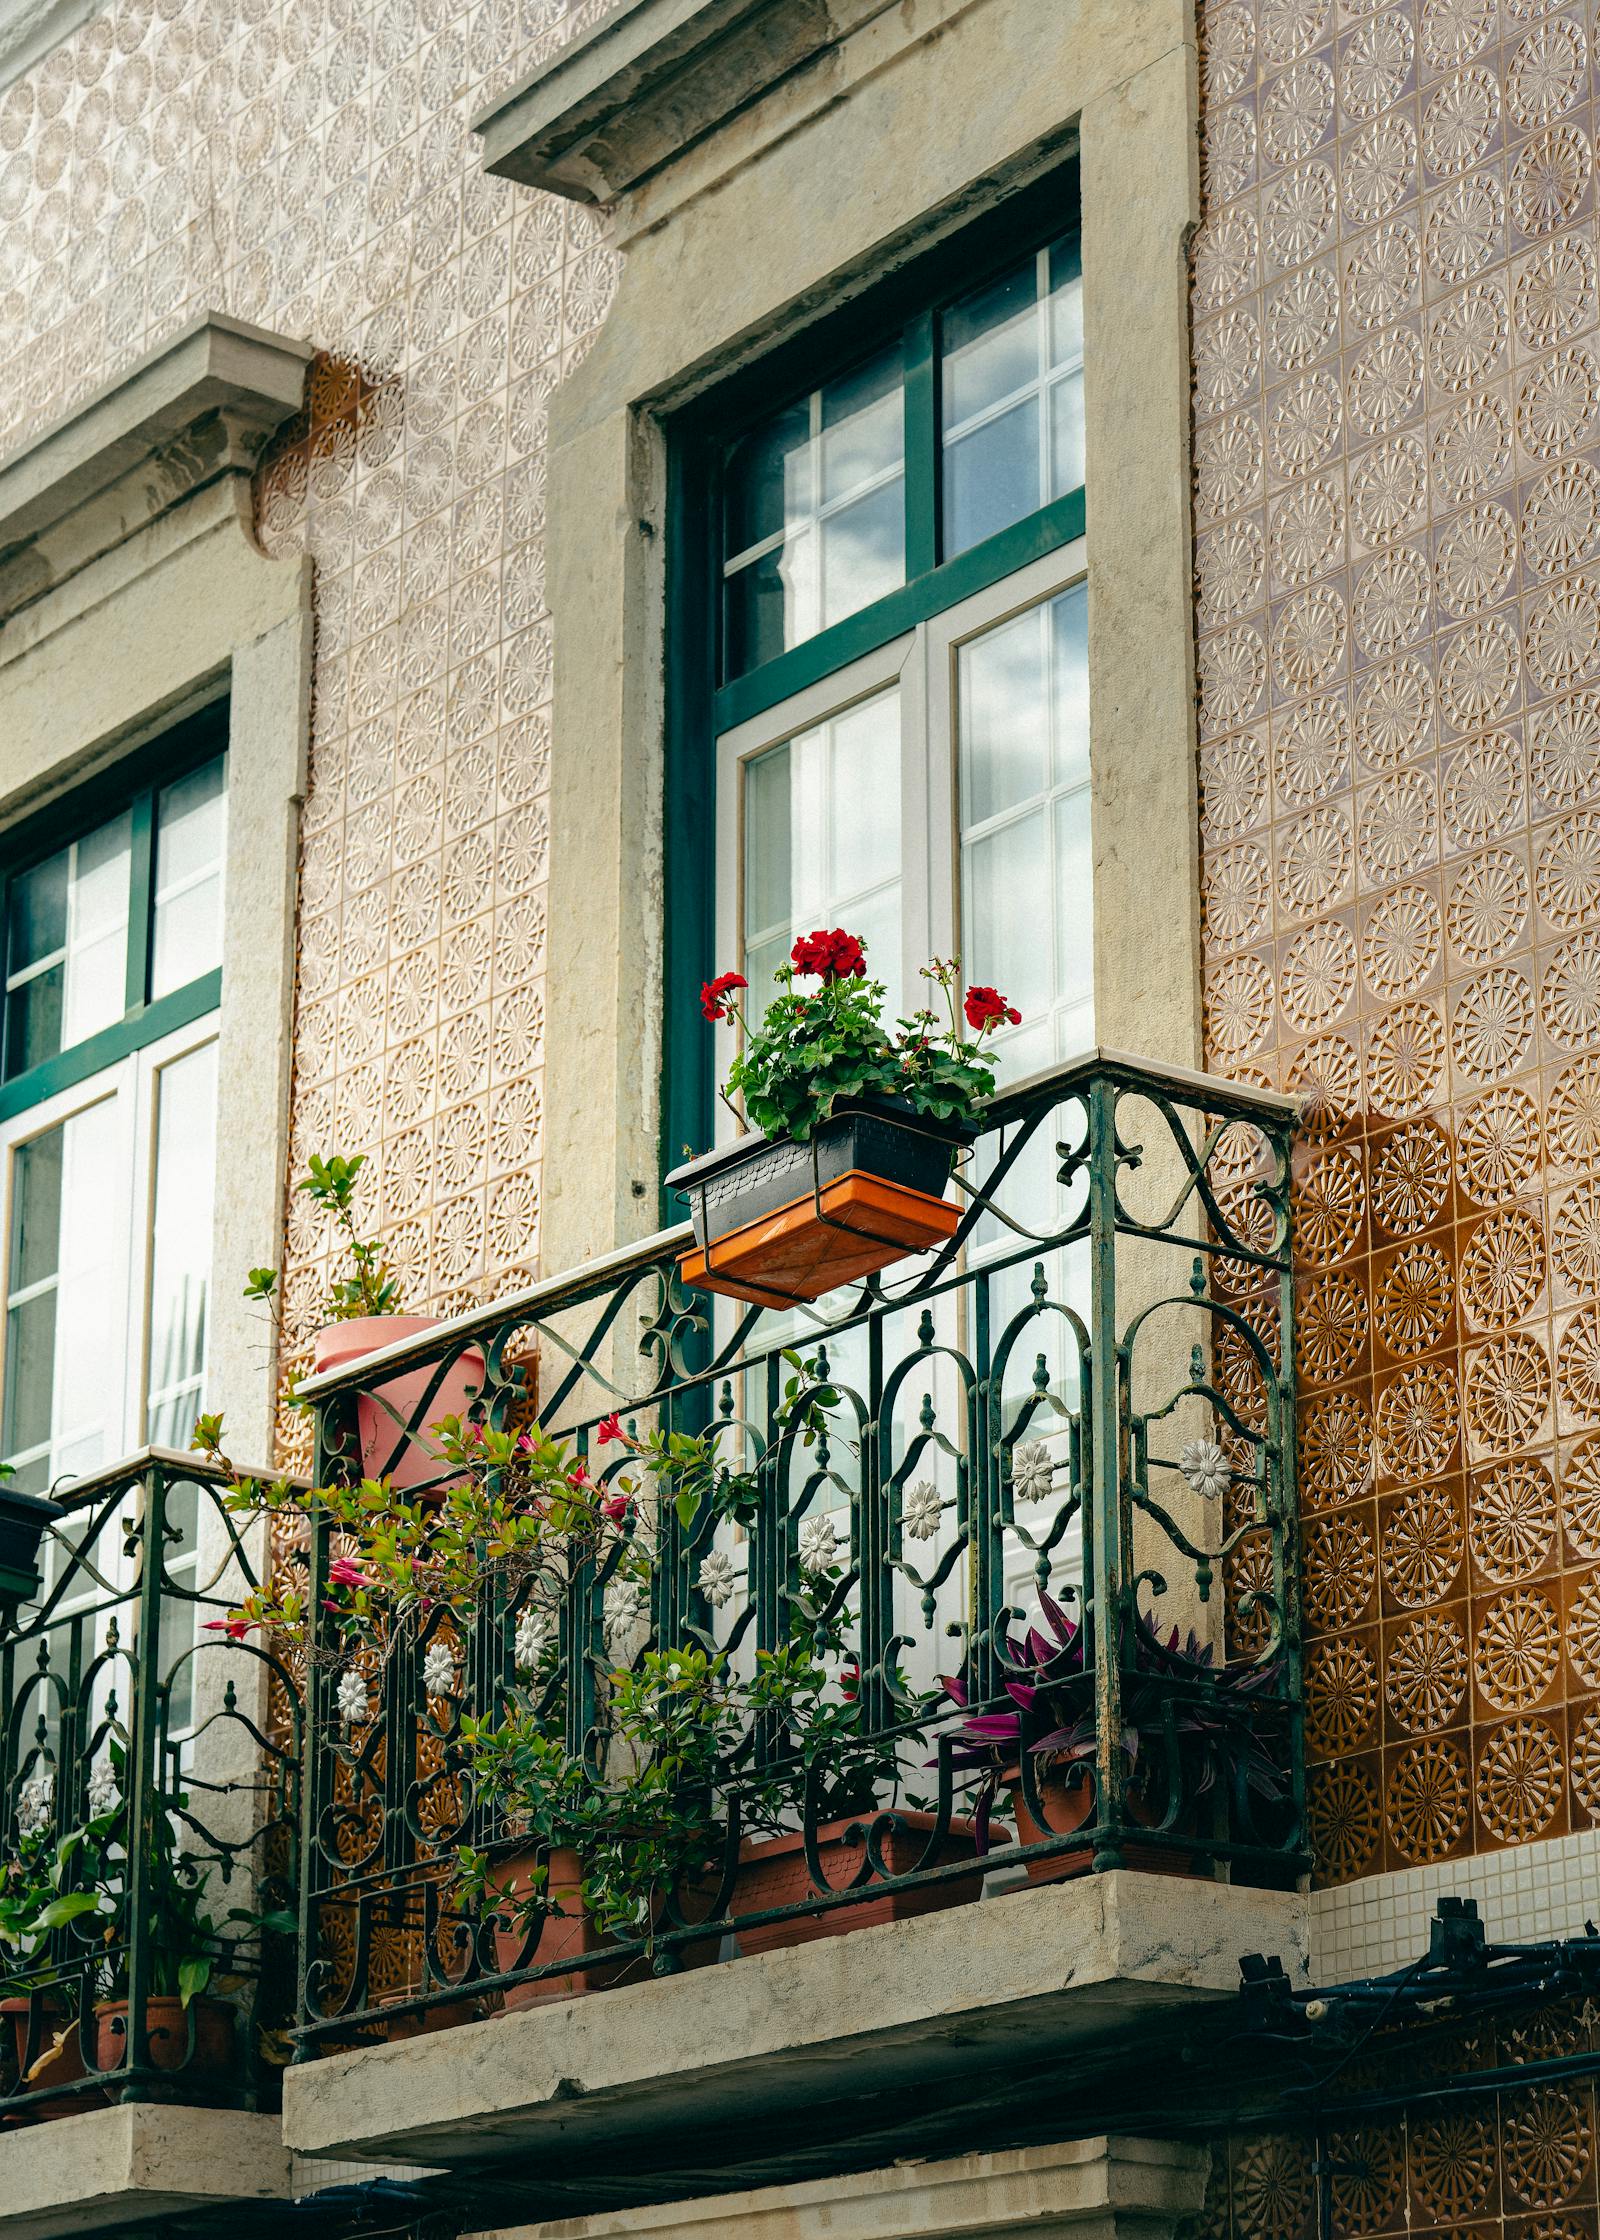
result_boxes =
[0,1448,298,2112]
[293,1052,1302,2046]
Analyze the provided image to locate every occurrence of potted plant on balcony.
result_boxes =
[939,1598,1290,1881]
[245,1152,486,1494]
[74,1747,295,2086]
[0,1818,101,2105]
[667,939,1018,1305]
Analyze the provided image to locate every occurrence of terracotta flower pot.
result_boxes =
[371,1989,482,2039]
[1002,1763,1200,1882]
[15,2007,98,2122]
[313,1315,487,1496]
[94,1995,236,2081]
[667,1100,972,1307]
[0,1994,55,2086]
[729,1811,986,1955]
[487,1845,622,2012]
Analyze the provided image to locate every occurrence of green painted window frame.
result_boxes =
[662,168,1084,1207]
[0,696,229,1126]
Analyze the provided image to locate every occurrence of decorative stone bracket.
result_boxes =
[0,312,310,629]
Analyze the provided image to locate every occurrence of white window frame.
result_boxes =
[712,536,1090,1133]
[0,1007,221,1492]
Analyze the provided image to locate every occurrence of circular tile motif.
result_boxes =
[1509,124,1592,240]
[1433,393,1512,506]
[1386,1610,1468,1733]
[1447,848,1529,964]
[1351,434,1428,546]
[1270,370,1343,480]
[1460,1204,1546,1326]
[1476,1714,1563,1842]
[1452,964,1536,1085]
[1552,1181,1600,1294]
[1301,1390,1372,1505]
[1474,1588,1560,1709]
[1372,1117,1452,1232]
[1438,616,1521,733]
[1365,883,1442,996]
[1518,344,1600,461]
[1466,1331,1550,1451]
[1377,1361,1459,1476]
[1294,1146,1366,1266]
[1348,327,1424,435]
[1273,583,1348,690]
[1531,694,1600,807]
[1306,1509,1378,1628]
[1261,58,1334,169]
[1377,1240,1453,1356]
[1507,18,1587,132]
[1469,1457,1558,1581]
[1524,459,1600,577]
[1515,232,1597,349]
[1204,842,1273,949]
[1502,2086,1594,2208]
[1342,11,1413,122]
[1298,1270,1369,1381]
[1563,1435,1600,1558]
[1410,2113,1496,2221]
[1538,812,1600,930]
[1542,931,1600,1049]
[1422,69,1500,179]
[1305,1634,1378,1753]
[1360,770,1439,881]
[1572,1572,1600,1688]
[1280,805,1354,914]
[1549,1056,1600,1170]
[1369,998,1447,1116]
[1558,1303,1600,1419]
[1387,1738,1471,1863]
[1458,1085,1543,1204]
[1426,172,1503,284]
[1352,544,1430,655]
[1282,918,1357,1030]
[1383,1484,1465,1607]
[1355,655,1433,769]
[1274,693,1348,803]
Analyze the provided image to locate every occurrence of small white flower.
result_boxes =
[336,1668,370,1726]
[1010,1442,1055,1506]
[697,1549,737,1608]
[86,1760,118,1818]
[514,1609,552,1670]
[1179,1438,1231,1501]
[797,1514,841,1574]
[603,1577,649,1646]
[422,1640,457,1699]
[902,1479,943,1542]
[15,1769,52,1839]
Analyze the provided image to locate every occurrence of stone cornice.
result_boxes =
[474,0,896,205]
[0,313,311,627]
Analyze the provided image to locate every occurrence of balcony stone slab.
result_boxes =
[464,2135,1213,2240]
[283,1870,1306,2173]
[0,2102,292,2238]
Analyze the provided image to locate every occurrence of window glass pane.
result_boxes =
[3,1097,122,1491]
[941,236,1084,559]
[145,1040,217,1447]
[959,581,1092,1082]
[740,686,902,1014]
[151,755,228,1001]
[944,399,1041,557]
[819,481,902,631]
[4,815,131,1080]
[723,347,905,681]
[941,261,1039,429]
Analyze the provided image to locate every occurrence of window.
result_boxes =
[696,215,1089,1115]
[0,709,227,1498]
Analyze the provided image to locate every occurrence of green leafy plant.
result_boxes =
[701,935,1017,1142]
[243,1151,401,1328]
[0,1828,101,1998]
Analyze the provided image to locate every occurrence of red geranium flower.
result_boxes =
[700,971,747,1022]
[963,984,1021,1030]
[791,928,867,981]
[601,1492,633,1525]
[204,1616,251,1641]
[595,1412,624,1445]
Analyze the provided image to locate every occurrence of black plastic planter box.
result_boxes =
[665,1098,972,1306]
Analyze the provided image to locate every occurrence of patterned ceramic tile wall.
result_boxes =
[1195,0,1600,1881]
[0,0,620,1467]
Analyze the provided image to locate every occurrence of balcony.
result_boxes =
[279,1053,1308,2180]
[0,1447,296,2236]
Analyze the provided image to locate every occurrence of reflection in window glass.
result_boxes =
[941,236,1083,558]
[151,757,228,1002]
[2,1098,121,1493]
[146,1039,217,1448]
[3,814,132,1080]
[958,580,1091,1079]
[723,350,906,680]
[741,687,903,1015]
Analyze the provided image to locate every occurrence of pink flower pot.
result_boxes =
[313,1316,487,1498]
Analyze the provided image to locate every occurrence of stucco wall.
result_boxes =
[1193,0,1600,1881]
